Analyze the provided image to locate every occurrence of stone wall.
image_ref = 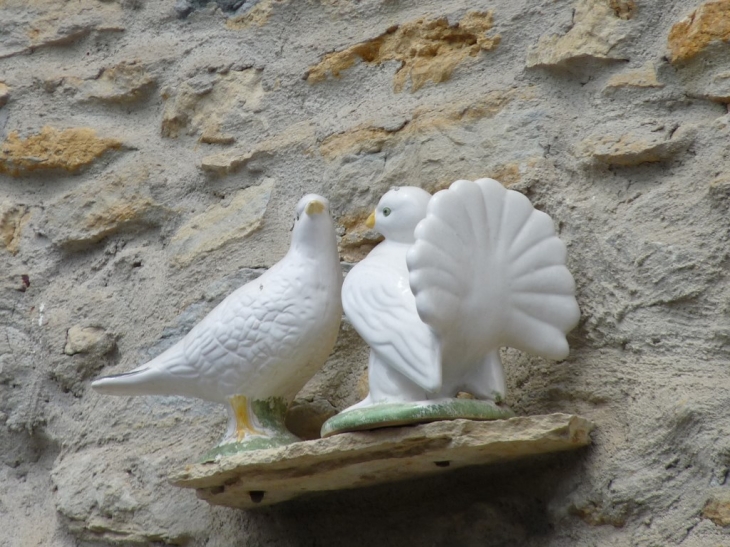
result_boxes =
[1,0,730,545]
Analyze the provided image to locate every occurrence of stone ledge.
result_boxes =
[170,413,593,509]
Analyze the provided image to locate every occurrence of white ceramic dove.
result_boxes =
[93,194,343,454]
[342,179,580,410]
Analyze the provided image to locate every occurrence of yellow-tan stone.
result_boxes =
[161,69,264,142]
[43,163,168,251]
[64,326,115,356]
[668,0,730,64]
[527,0,631,68]
[0,127,123,176]
[576,125,696,167]
[226,0,280,30]
[320,87,530,160]
[0,202,30,255]
[63,60,156,103]
[337,210,384,263]
[608,0,636,20]
[604,64,663,90]
[169,179,274,266]
[200,122,316,176]
[307,11,500,93]
[702,493,730,526]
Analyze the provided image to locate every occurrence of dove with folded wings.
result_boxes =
[93,194,343,452]
[342,179,580,412]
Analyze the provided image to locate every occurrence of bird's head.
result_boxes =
[367,186,431,244]
[291,194,337,256]
[295,194,330,222]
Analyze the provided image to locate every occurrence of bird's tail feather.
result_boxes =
[91,367,166,396]
[408,178,580,362]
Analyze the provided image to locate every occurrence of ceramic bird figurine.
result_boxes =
[335,179,579,428]
[93,194,343,455]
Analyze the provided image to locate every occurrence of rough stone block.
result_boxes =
[0,0,124,59]
[171,414,593,509]
[200,122,315,175]
[56,60,157,103]
[526,0,632,69]
[0,127,123,176]
[604,64,663,91]
[64,326,115,356]
[576,124,696,167]
[0,202,30,255]
[307,12,500,93]
[169,178,274,266]
[668,0,730,64]
[703,492,730,527]
[161,68,264,142]
[42,162,168,251]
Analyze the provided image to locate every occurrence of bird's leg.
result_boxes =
[229,395,266,441]
[366,351,428,405]
[458,350,506,402]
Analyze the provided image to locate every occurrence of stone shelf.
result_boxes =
[170,413,593,509]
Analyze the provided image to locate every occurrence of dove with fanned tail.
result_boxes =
[92,194,343,453]
[341,179,580,413]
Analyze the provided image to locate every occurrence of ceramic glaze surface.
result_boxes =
[92,194,343,447]
[343,179,580,410]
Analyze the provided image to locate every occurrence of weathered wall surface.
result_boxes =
[1,0,730,545]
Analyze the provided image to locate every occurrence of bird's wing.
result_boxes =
[93,273,284,399]
[343,261,441,392]
[407,178,580,361]
[175,274,291,380]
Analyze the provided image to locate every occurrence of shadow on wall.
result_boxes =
[242,450,588,547]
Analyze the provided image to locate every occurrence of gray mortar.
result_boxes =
[1,0,730,545]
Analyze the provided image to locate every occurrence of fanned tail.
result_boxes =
[407,178,580,366]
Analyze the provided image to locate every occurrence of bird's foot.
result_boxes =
[201,396,301,461]
[229,395,267,440]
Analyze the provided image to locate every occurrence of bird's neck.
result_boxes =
[368,239,413,266]
[290,225,340,264]
[380,228,417,245]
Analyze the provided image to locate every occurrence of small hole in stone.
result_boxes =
[210,485,224,495]
[249,491,265,503]
[434,461,450,468]
[132,261,142,268]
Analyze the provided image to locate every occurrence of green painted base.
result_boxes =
[320,399,515,438]
[200,431,301,462]
[199,397,301,463]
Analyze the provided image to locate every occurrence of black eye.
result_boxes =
[383,207,391,217]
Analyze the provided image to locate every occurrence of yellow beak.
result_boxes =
[366,210,376,229]
[305,200,325,215]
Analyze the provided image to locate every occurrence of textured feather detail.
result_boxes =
[343,259,441,392]
[407,178,580,364]
[91,341,203,398]
[91,194,343,404]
